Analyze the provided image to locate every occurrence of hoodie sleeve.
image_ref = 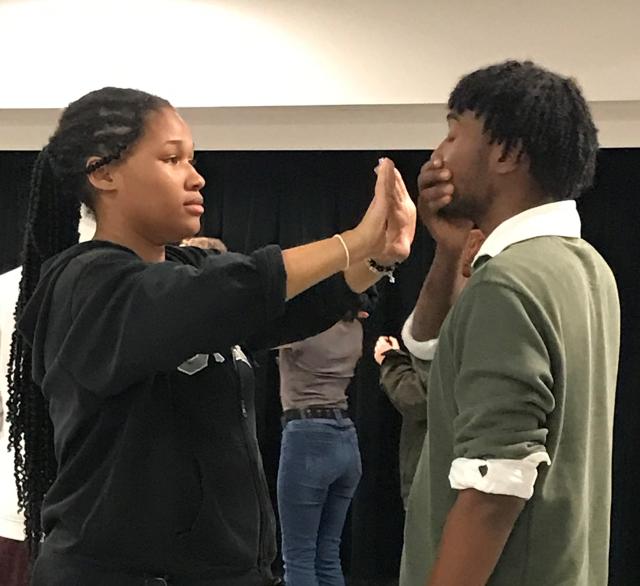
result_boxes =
[35,246,287,395]
[245,272,361,351]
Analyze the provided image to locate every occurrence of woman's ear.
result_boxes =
[86,157,117,192]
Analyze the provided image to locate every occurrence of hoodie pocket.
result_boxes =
[175,442,261,568]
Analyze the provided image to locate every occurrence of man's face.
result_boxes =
[433,110,496,221]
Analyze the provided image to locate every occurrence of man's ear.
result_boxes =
[461,229,486,278]
[86,157,117,192]
[493,142,525,175]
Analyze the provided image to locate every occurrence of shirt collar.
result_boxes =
[473,200,581,267]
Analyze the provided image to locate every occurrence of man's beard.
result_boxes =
[437,190,481,220]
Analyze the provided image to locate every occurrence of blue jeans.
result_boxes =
[277,417,362,586]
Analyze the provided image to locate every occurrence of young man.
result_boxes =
[400,60,620,586]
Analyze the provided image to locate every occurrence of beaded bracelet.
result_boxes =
[367,258,400,283]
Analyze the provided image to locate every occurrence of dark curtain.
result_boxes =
[578,149,640,586]
[0,152,36,274]
[1,148,638,585]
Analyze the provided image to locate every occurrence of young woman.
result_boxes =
[6,87,415,586]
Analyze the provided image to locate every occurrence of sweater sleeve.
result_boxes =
[449,280,554,499]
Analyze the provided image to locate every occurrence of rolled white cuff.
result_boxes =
[448,452,551,500]
[401,311,439,361]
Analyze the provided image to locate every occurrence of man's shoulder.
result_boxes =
[472,236,611,291]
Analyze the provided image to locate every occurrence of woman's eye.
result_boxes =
[164,156,179,164]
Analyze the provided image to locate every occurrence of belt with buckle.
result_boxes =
[282,406,349,423]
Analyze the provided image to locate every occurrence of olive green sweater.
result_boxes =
[401,236,620,586]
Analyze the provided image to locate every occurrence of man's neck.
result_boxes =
[475,189,553,237]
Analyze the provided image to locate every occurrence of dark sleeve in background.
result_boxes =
[379,349,427,422]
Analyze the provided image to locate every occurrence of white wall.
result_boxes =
[3,102,639,151]
[0,0,639,148]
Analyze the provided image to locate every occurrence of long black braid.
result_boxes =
[6,87,171,557]
[448,60,599,200]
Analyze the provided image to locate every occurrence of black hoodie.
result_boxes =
[19,240,359,585]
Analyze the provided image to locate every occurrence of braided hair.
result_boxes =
[448,60,599,201]
[6,87,171,557]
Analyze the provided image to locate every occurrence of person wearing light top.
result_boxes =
[0,267,28,586]
[400,60,620,586]
[0,209,95,586]
[277,292,375,586]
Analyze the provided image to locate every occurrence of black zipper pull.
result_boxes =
[240,399,248,419]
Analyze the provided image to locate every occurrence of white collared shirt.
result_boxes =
[472,200,581,266]
[402,200,581,499]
